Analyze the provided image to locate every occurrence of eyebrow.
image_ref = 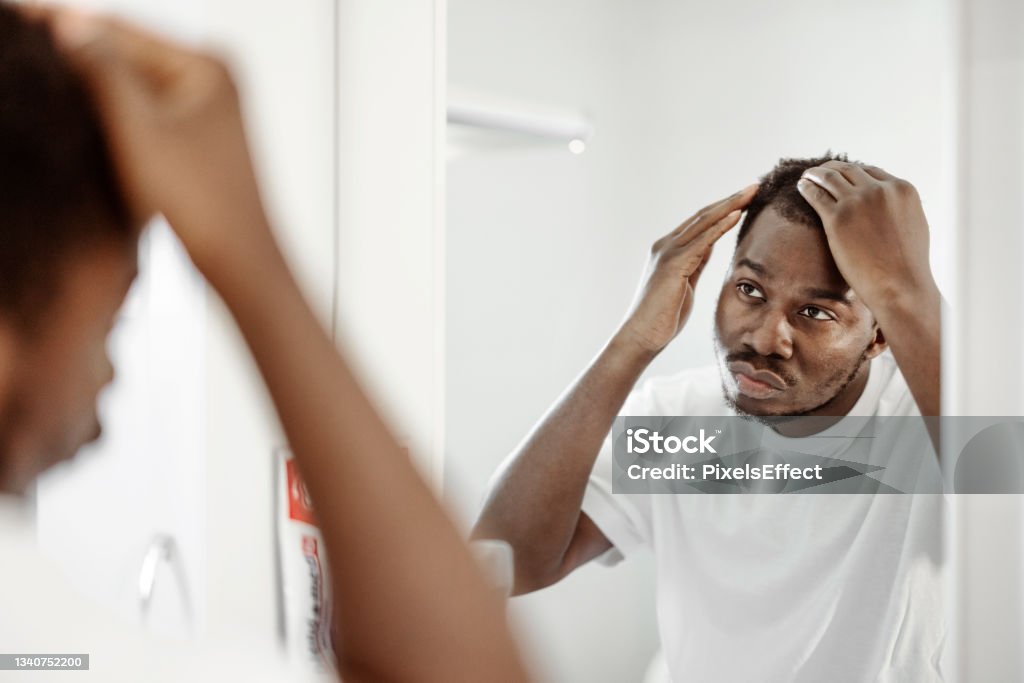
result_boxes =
[736,258,766,275]
[736,258,853,305]
[801,287,853,305]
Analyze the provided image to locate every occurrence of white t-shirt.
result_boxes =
[0,495,326,683]
[581,352,946,683]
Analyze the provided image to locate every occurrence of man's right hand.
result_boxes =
[616,185,758,356]
[32,7,270,277]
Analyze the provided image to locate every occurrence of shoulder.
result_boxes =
[868,351,920,417]
[623,365,729,416]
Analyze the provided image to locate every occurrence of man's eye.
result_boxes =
[737,283,765,300]
[800,306,834,321]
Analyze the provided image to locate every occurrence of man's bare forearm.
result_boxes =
[204,226,529,683]
[472,189,752,593]
[472,330,655,591]
[873,281,942,417]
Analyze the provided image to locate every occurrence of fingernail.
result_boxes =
[52,10,100,49]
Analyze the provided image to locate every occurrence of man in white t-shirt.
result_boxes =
[474,153,944,682]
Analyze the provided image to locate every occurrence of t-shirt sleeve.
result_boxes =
[580,431,652,565]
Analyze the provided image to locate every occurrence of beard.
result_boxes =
[717,343,872,425]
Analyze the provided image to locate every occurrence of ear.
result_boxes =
[864,323,888,361]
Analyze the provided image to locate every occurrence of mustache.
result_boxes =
[725,350,798,387]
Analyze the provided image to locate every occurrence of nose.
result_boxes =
[744,308,794,359]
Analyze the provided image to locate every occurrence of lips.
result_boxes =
[728,360,788,399]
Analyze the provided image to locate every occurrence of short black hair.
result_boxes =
[0,3,130,328]
[736,152,850,245]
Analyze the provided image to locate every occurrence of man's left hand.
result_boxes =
[796,160,937,312]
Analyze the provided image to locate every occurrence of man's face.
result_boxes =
[713,205,885,417]
[0,238,137,493]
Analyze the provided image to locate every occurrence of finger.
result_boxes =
[688,209,742,251]
[689,244,715,289]
[674,183,758,240]
[860,164,897,182]
[800,165,853,200]
[14,3,53,22]
[49,9,193,87]
[44,13,148,131]
[820,160,876,187]
[796,177,836,216]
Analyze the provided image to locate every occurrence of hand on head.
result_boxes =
[796,160,936,310]
[23,3,272,273]
[617,184,758,356]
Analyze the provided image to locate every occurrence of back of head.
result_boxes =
[736,152,851,245]
[0,2,129,329]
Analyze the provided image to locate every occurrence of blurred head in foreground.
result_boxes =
[713,153,888,420]
[0,3,138,493]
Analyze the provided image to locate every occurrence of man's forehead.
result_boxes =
[732,205,850,295]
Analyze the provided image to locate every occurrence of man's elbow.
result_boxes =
[470,524,567,596]
[509,557,569,596]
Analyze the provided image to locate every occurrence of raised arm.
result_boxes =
[40,9,529,682]
[797,161,941,417]
[472,186,757,594]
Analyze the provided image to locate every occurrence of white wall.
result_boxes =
[446,1,955,681]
